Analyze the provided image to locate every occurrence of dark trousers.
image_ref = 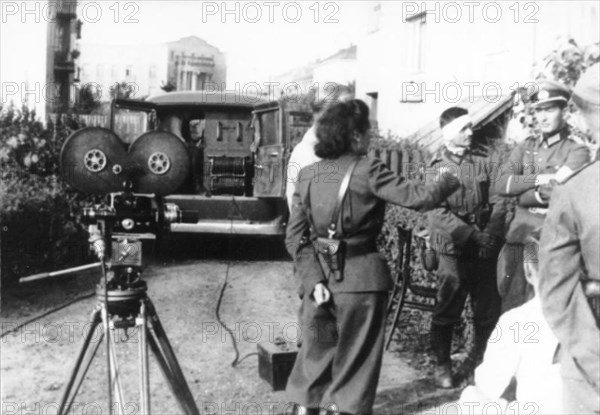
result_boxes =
[497,243,534,313]
[286,291,388,415]
[432,253,501,328]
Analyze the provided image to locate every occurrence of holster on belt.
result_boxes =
[308,158,359,282]
[313,237,346,281]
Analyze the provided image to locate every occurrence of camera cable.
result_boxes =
[214,227,258,368]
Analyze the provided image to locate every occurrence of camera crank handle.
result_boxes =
[19,262,102,283]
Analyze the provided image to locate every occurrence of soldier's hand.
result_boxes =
[535,174,555,186]
[471,231,496,248]
[537,183,556,202]
[472,231,501,259]
[312,282,331,307]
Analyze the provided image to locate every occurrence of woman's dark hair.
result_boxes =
[315,99,370,159]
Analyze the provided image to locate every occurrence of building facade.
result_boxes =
[45,0,82,114]
[355,1,600,138]
[77,36,226,102]
[166,36,226,91]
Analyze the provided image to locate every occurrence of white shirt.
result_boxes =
[457,296,563,414]
[286,126,321,211]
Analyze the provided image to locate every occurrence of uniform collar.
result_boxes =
[542,125,569,147]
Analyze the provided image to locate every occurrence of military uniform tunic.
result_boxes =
[285,154,459,414]
[494,126,590,311]
[539,161,600,414]
[426,143,507,328]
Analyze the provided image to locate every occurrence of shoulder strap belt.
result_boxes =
[328,158,360,238]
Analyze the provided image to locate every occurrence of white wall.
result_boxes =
[78,42,168,101]
[356,1,600,138]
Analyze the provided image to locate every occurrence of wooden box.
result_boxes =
[257,341,298,391]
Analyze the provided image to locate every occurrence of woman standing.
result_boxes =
[285,99,459,415]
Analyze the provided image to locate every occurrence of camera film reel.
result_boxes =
[60,127,127,194]
[128,131,190,195]
[60,127,190,195]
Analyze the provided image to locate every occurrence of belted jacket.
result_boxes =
[494,126,590,243]
[285,154,460,294]
[426,142,508,256]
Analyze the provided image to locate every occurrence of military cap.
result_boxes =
[573,63,600,108]
[531,79,571,108]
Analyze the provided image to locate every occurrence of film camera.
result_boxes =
[47,108,200,414]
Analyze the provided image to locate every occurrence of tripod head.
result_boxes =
[83,192,184,317]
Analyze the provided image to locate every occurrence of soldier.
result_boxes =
[426,107,507,388]
[539,65,600,414]
[494,80,591,313]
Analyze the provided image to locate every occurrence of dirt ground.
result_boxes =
[1,236,459,414]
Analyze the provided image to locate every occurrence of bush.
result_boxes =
[0,104,93,286]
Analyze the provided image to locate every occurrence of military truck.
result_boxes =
[74,91,313,236]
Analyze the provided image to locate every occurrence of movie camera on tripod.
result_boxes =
[20,112,201,414]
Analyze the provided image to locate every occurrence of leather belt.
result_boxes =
[346,243,378,258]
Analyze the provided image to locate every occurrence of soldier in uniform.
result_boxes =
[494,80,591,313]
[285,100,460,415]
[426,107,507,388]
[539,65,600,414]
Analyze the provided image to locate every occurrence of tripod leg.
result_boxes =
[58,307,103,414]
[147,329,200,415]
[138,301,150,414]
[108,332,126,409]
[145,298,200,415]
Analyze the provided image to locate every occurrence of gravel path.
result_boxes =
[1,240,458,414]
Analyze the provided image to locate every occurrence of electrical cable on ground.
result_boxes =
[214,226,258,368]
[215,262,258,367]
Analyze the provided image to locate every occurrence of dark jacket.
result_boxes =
[426,143,507,255]
[286,154,460,294]
[494,126,590,243]
[539,160,600,391]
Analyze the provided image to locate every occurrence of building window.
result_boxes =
[149,65,157,79]
[111,65,119,79]
[406,12,426,73]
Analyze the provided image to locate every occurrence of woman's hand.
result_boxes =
[312,282,331,306]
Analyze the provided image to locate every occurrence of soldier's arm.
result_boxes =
[494,144,538,197]
[367,158,459,212]
[285,178,326,292]
[484,152,508,239]
[427,209,477,246]
[516,188,548,207]
[538,185,590,353]
[424,163,476,246]
[564,143,592,170]
[285,180,310,259]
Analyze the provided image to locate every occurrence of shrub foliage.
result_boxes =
[0,104,94,285]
